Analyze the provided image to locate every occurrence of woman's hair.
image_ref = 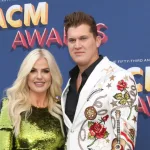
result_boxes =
[6,48,64,136]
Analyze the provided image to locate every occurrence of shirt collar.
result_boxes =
[69,55,103,78]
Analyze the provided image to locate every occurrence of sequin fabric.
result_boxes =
[0,99,65,150]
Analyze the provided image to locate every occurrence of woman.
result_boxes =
[0,49,65,150]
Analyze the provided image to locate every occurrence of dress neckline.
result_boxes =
[31,105,48,110]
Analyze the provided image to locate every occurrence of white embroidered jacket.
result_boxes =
[61,57,138,150]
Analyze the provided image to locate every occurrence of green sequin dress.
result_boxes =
[0,99,65,150]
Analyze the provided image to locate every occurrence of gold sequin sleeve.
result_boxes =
[0,98,13,150]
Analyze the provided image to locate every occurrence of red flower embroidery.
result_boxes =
[102,115,109,122]
[89,122,107,139]
[117,80,127,91]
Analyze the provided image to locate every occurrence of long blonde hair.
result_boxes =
[7,48,64,136]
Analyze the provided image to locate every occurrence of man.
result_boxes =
[61,11,138,150]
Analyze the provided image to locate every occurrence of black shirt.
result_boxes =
[65,55,103,122]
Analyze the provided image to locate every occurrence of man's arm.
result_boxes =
[109,71,138,150]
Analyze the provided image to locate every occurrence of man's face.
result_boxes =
[67,24,101,68]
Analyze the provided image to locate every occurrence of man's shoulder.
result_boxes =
[102,57,133,78]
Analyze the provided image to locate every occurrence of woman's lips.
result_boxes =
[34,82,45,87]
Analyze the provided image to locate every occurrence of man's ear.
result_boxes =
[96,36,101,48]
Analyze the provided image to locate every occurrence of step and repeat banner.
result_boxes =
[0,0,149,149]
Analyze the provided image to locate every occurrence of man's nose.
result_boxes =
[74,40,81,49]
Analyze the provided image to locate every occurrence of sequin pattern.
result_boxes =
[0,99,65,150]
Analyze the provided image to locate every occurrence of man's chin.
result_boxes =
[75,61,88,67]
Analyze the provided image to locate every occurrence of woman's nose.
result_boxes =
[37,72,42,79]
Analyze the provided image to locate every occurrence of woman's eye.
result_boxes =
[43,70,50,73]
[30,69,36,73]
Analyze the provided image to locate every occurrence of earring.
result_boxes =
[55,96,61,102]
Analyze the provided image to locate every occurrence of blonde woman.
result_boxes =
[0,49,65,150]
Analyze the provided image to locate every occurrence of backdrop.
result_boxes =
[0,0,149,149]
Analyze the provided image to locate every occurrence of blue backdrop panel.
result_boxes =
[0,0,149,149]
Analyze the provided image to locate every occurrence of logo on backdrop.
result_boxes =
[0,2,108,49]
[0,0,17,2]
[114,58,150,117]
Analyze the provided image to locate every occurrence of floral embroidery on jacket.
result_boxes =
[87,115,109,147]
[113,79,138,120]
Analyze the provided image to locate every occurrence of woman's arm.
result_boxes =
[0,98,13,150]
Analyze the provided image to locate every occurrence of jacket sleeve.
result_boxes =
[108,71,138,150]
[0,98,13,150]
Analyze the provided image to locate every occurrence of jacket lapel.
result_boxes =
[61,79,73,129]
[73,57,111,123]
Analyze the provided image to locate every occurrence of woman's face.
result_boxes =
[27,57,51,94]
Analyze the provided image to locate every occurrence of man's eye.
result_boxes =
[80,37,87,40]
[69,39,75,43]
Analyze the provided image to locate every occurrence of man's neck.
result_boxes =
[76,72,82,92]
[78,55,99,74]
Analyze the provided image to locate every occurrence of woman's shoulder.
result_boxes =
[0,97,9,110]
[0,97,13,129]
